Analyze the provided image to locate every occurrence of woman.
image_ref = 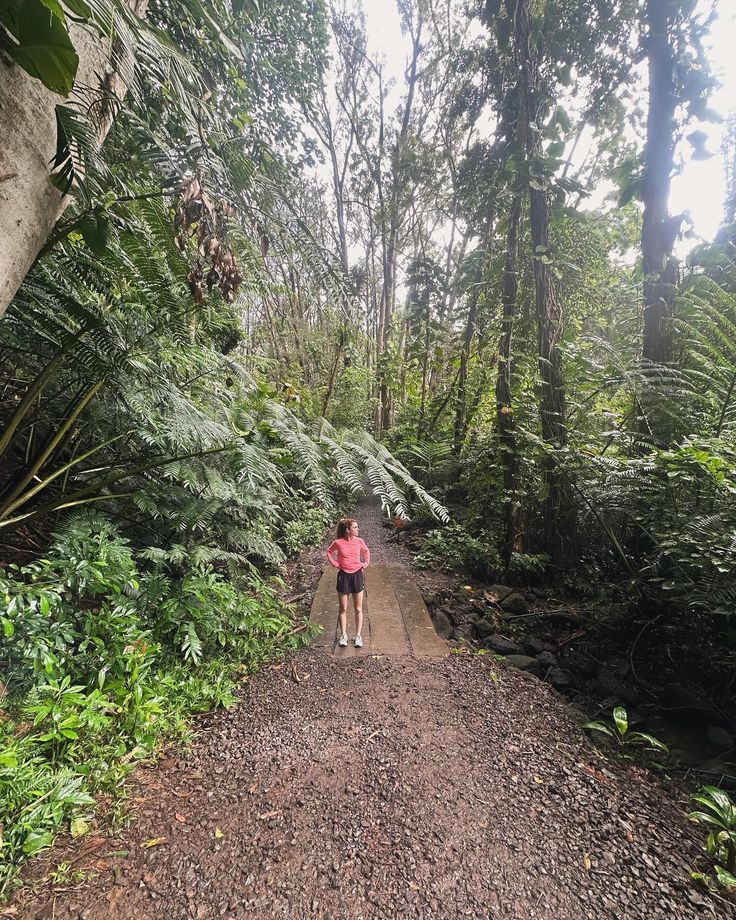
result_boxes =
[326,518,371,648]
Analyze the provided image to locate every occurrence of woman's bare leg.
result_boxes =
[352,590,364,637]
[338,593,349,636]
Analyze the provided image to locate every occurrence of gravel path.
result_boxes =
[17,498,733,919]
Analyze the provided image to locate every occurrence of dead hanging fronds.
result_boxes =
[175,177,242,304]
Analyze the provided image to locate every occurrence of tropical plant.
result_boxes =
[415,523,501,579]
[0,511,317,896]
[689,785,736,891]
[583,707,669,754]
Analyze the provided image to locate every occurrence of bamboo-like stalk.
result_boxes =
[0,381,105,517]
[0,430,130,521]
[0,444,231,530]
[0,353,66,462]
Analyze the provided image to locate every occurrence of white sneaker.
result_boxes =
[338,633,348,647]
[354,635,363,648]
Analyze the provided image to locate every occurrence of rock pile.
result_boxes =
[424,584,607,695]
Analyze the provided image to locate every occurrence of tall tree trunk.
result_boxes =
[454,286,478,456]
[418,295,431,438]
[0,1,148,317]
[641,0,678,367]
[375,20,422,436]
[322,331,345,417]
[516,0,575,566]
[529,186,574,565]
[496,190,524,561]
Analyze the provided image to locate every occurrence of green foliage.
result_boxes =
[283,505,332,556]
[0,730,94,891]
[0,515,309,896]
[583,707,669,754]
[689,786,736,891]
[415,524,501,579]
[0,0,81,94]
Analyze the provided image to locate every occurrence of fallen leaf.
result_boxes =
[580,764,609,783]
[70,816,90,838]
[174,813,187,824]
[533,775,544,784]
[583,853,592,871]
[214,827,224,839]
[248,782,259,794]
[257,810,282,820]
[291,662,301,683]
[140,837,167,848]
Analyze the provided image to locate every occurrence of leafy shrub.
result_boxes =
[0,516,310,897]
[414,524,502,579]
[689,786,736,891]
[0,728,94,896]
[507,552,551,584]
[583,706,669,753]
[282,505,333,556]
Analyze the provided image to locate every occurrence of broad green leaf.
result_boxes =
[9,0,79,95]
[629,731,668,752]
[688,809,727,830]
[582,721,614,737]
[702,786,734,814]
[38,0,65,19]
[61,0,92,16]
[23,830,54,855]
[618,176,641,207]
[80,212,110,256]
[0,749,19,767]
[613,706,628,737]
[0,0,22,35]
[715,866,736,889]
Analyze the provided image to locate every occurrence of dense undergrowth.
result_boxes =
[0,514,316,897]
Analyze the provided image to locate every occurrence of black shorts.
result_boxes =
[336,568,365,595]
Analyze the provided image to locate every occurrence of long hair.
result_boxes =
[336,517,357,539]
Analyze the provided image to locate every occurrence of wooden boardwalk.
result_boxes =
[309,563,448,658]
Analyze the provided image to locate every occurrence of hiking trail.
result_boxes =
[16,499,730,919]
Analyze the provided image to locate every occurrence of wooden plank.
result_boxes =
[310,569,338,648]
[392,577,448,658]
[364,565,409,656]
[310,562,447,659]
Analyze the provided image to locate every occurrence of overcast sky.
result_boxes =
[361,0,736,249]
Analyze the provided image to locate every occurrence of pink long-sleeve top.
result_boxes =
[326,537,371,574]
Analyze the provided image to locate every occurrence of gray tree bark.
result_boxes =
[0,1,147,318]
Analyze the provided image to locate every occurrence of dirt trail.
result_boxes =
[17,500,732,919]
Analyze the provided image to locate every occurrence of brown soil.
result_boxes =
[14,498,734,919]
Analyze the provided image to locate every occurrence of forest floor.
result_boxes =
[12,500,735,919]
